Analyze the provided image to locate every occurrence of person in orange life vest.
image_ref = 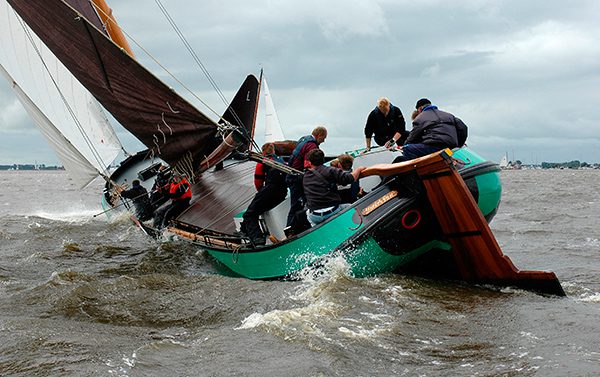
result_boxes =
[153,172,192,229]
[240,143,287,246]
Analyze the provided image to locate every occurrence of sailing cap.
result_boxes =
[415,98,431,109]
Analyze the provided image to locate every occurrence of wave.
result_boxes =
[28,208,103,223]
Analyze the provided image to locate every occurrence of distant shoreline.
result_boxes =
[0,164,64,171]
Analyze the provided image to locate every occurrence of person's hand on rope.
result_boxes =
[384,138,396,150]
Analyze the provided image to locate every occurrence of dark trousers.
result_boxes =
[150,190,168,210]
[393,143,441,163]
[242,186,287,241]
[154,198,191,228]
[134,202,153,222]
[286,177,305,227]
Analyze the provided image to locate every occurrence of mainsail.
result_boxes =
[7,0,220,169]
[262,76,285,142]
[0,1,122,187]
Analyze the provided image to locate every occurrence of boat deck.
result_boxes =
[177,161,256,234]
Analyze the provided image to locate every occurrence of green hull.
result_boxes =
[202,147,502,280]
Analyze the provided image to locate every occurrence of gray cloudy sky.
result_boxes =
[1,0,599,164]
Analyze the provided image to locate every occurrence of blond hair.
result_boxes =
[377,97,390,109]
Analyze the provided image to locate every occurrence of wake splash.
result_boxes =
[236,254,351,332]
[236,254,396,346]
[29,204,104,223]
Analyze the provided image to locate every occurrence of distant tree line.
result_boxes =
[0,164,64,170]
[540,161,597,169]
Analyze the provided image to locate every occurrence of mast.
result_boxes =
[91,0,135,57]
[253,68,263,142]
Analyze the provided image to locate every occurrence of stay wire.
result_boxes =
[90,2,223,123]
[153,0,257,150]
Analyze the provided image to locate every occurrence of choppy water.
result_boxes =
[0,170,599,376]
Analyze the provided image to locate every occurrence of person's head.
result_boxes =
[377,97,391,116]
[262,142,275,156]
[415,98,431,114]
[307,148,325,167]
[158,164,166,171]
[172,172,182,183]
[132,179,141,187]
[411,109,419,121]
[337,154,354,170]
[312,126,328,144]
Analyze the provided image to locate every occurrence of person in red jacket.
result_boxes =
[153,172,192,229]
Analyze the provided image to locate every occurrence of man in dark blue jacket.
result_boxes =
[395,98,468,162]
[119,180,153,221]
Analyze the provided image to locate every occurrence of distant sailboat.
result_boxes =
[499,152,509,169]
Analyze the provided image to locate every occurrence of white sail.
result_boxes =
[0,3,122,187]
[1,65,104,185]
[499,152,509,169]
[262,77,285,142]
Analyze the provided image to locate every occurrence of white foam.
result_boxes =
[29,208,101,223]
[579,292,600,302]
[235,300,340,334]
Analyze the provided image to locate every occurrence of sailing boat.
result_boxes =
[2,0,565,295]
[499,152,509,169]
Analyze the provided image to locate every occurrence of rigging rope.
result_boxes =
[89,3,222,122]
[91,2,259,153]
[15,13,113,179]
[153,0,247,132]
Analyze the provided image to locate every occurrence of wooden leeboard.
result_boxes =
[415,158,565,296]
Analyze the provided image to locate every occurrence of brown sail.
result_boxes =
[8,0,219,168]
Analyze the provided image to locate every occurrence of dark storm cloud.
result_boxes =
[1,0,599,163]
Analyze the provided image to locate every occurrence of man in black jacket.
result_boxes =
[364,97,408,151]
[395,98,468,162]
[241,143,287,246]
[119,180,153,221]
[303,149,364,226]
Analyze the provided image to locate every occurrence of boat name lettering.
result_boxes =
[362,190,398,216]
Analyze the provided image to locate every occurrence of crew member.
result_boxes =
[150,164,172,209]
[334,154,362,204]
[153,173,192,229]
[364,97,408,151]
[118,180,153,221]
[241,143,287,246]
[303,149,364,226]
[394,98,468,162]
[285,126,328,232]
